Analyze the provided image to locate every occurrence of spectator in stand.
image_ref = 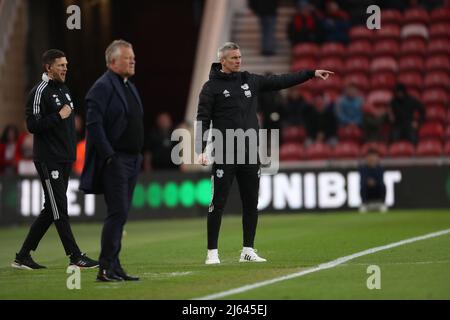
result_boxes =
[362,105,388,142]
[143,112,178,172]
[359,148,387,213]
[0,124,20,174]
[322,1,350,44]
[287,1,323,46]
[15,127,35,175]
[335,83,363,127]
[73,115,86,176]
[248,0,279,56]
[258,73,284,131]
[388,83,425,144]
[281,88,310,127]
[304,93,337,145]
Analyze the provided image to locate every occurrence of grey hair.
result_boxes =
[217,42,240,60]
[105,39,132,67]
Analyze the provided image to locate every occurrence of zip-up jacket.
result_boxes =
[25,73,76,163]
[196,63,315,155]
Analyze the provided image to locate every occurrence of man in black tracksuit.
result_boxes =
[12,50,98,270]
[197,42,333,264]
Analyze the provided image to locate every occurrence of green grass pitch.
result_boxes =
[0,210,449,299]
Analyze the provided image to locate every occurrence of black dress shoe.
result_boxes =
[115,269,140,281]
[96,269,124,282]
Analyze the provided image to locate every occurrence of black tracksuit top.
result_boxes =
[196,63,315,154]
[25,73,76,163]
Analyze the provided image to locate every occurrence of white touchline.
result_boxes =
[194,228,450,300]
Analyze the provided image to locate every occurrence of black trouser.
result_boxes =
[99,152,142,271]
[361,184,386,203]
[207,163,260,249]
[20,161,81,257]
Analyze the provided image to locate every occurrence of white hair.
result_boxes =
[105,39,132,67]
[217,42,240,61]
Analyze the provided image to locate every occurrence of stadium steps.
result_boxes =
[231,5,295,75]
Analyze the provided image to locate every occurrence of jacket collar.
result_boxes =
[106,69,143,112]
[209,63,239,80]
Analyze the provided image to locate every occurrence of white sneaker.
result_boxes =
[205,249,220,265]
[239,247,267,262]
[359,205,368,214]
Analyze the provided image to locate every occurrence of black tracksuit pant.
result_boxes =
[99,153,142,272]
[20,162,81,257]
[207,163,260,250]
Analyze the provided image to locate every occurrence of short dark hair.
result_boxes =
[367,148,379,156]
[42,49,66,72]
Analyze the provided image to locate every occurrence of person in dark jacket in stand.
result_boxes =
[12,49,98,270]
[248,0,279,56]
[196,42,333,264]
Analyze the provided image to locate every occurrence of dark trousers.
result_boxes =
[20,161,81,256]
[207,163,260,249]
[99,153,142,271]
[361,184,386,203]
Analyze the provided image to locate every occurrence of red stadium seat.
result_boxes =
[344,73,370,93]
[280,142,305,161]
[400,38,427,56]
[345,56,370,74]
[371,57,398,73]
[317,74,343,91]
[422,89,448,106]
[430,7,450,23]
[401,24,429,40]
[376,24,401,40]
[333,142,360,159]
[347,40,372,57]
[444,141,450,155]
[349,26,373,41]
[305,143,332,160]
[427,39,450,56]
[381,9,403,25]
[320,42,345,58]
[292,43,320,59]
[416,140,443,157]
[337,125,363,143]
[425,55,450,73]
[403,8,430,25]
[399,55,424,73]
[292,58,317,72]
[425,106,447,124]
[282,126,306,143]
[367,90,393,109]
[418,122,445,141]
[397,71,423,91]
[319,57,344,74]
[424,72,450,91]
[388,141,415,157]
[429,23,450,40]
[371,72,397,90]
[445,126,450,141]
[373,40,400,57]
[361,142,388,157]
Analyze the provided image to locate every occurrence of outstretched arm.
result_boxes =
[256,70,334,92]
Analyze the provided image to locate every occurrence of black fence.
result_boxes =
[1,165,449,225]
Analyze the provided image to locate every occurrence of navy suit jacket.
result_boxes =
[80,70,143,194]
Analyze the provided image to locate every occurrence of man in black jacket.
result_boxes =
[12,49,98,270]
[81,40,143,282]
[196,42,333,264]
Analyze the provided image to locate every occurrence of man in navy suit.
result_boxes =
[80,40,143,282]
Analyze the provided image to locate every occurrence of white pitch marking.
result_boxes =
[195,228,450,300]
